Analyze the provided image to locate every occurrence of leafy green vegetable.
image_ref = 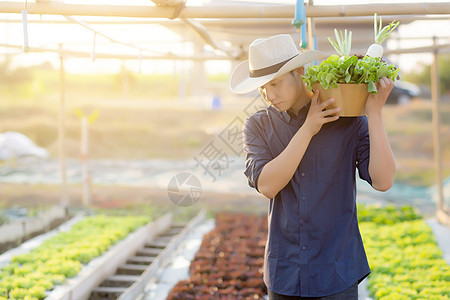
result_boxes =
[302,55,399,94]
[358,204,450,299]
[0,215,150,299]
[357,204,421,224]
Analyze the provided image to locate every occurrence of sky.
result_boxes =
[0,0,449,75]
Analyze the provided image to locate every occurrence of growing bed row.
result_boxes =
[167,205,448,300]
[358,204,450,299]
[0,214,150,300]
[167,212,268,300]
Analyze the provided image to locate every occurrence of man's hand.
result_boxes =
[366,77,394,116]
[303,90,340,136]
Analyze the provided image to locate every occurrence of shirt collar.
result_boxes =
[281,110,297,123]
[275,101,311,124]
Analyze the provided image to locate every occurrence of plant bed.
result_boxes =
[358,204,450,299]
[0,205,69,254]
[0,214,151,300]
[166,212,268,300]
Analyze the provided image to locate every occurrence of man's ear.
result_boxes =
[295,67,305,76]
[293,67,305,79]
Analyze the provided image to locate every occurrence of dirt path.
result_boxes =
[0,183,268,214]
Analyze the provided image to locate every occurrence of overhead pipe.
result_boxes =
[64,16,163,55]
[0,43,231,60]
[0,2,448,18]
[1,41,448,61]
[383,43,450,55]
[317,43,450,57]
[0,15,448,25]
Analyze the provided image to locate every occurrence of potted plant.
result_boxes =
[302,14,400,116]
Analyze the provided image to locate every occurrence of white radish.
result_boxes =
[366,43,384,58]
[365,13,400,58]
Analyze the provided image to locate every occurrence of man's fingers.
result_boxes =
[311,91,336,111]
[321,107,341,117]
[309,92,340,123]
[378,77,394,91]
[323,115,340,123]
[319,97,335,110]
[311,89,320,106]
[386,78,394,91]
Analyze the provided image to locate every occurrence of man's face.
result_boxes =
[258,68,304,112]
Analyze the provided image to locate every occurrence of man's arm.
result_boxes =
[257,93,340,199]
[365,77,396,191]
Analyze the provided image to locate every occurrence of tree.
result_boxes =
[0,57,32,85]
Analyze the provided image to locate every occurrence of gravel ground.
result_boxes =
[0,157,447,210]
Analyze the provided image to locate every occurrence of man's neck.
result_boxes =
[288,92,311,116]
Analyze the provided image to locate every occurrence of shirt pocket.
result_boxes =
[315,146,350,184]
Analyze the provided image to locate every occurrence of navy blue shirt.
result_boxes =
[242,103,372,297]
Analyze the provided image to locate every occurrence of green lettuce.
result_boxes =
[302,55,399,94]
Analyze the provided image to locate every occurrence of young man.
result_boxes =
[230,34,396,299]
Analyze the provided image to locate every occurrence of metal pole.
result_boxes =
[58,43,68,209]
[193,42,205,109]
[430,36,448,226]
[307,0,314,51]
[81,116,90,208]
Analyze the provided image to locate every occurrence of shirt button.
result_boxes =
[301,196,306,201]
[302,246,307,250]
[301,172,306,177]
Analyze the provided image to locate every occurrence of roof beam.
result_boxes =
[0,2,449,18]
[181,18,242,59]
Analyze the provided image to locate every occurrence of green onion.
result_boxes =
[327,28,352,57]
[374,13,400,45]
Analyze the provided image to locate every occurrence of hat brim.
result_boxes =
[230,50,325,94]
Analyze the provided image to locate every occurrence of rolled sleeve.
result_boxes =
[242,116,272,192]
[356,116,372,185]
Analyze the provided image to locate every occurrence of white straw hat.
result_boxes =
[230,34,325,94]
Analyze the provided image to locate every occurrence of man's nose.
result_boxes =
[266,89,276,103]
